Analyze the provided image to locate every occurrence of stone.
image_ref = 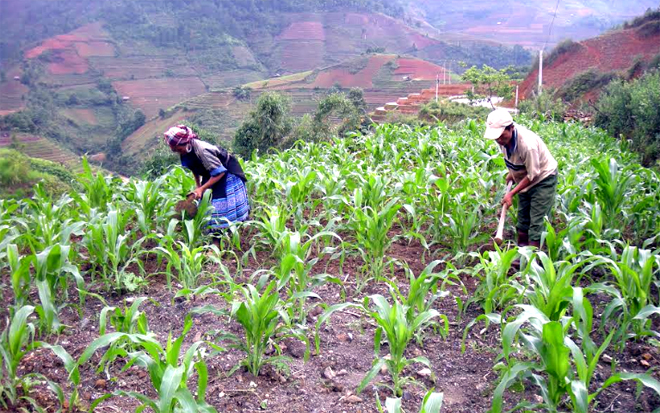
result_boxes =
[345,395,363,404]
[94,379,106,389]
[416,368,433,378]
[336,333,351,343]
[323,367,336,380]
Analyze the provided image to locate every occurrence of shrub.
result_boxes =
[637,20,660,38]
[233,92,293,159]
[518,88,567,121]
[560,69,617,101]
[418,100,489,125]
[595,71,660,165]
[544,39,582,67]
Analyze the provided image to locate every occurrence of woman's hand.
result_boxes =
[193,187,205,200]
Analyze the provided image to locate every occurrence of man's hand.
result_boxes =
[502,191,514,209]
[193,187,206,200]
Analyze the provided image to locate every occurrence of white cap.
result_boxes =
[484,109,513,140]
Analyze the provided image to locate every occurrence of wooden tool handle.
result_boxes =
[495,181,514,244]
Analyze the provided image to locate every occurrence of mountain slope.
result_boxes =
[519,12,660,100]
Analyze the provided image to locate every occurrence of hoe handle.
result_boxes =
[495,181,514,244]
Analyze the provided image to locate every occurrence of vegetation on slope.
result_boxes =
[0,148,77,198]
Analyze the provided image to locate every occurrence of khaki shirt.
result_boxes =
[501,124,558,192]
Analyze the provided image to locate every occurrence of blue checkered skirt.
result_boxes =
[209,173,250,230]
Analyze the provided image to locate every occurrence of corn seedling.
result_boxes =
[493,305,660,413]
[586,245,660,348]
[7,244,32,307]
[385,260,453,342]
[33,244,84,334]
[358,294,440,397]
[155,239,210,292]
[350,200,401,287]
[81,316,217,413]
[0,306,78,411]
[591,157,636,230]
[272,230,343,323]
[206,282,307,377]
[464,247,522,315]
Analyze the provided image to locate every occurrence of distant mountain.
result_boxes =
[403,0,660,48]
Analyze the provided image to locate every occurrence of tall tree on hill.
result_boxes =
[233,92,293,158]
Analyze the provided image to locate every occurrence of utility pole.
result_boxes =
[538,50,543,95]
[435,73,439,102]
[515,85,519,108]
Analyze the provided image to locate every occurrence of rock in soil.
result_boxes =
[323,367,336,380]
[284,338,306,358]
[344,395,363,404]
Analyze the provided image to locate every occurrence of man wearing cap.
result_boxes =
[484,109,558,248]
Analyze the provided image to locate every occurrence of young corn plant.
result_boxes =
[19,187,83,252]
[0,306,78,411]
[357,295,441,397]
[376,389,444,413]
[272,230,343,324]
[493,305,660,413]
[522,252,587,322]
[284,167,319,225]
[586,245,660,349]
[591,157,636,230]
[81,316,217,413]
[125,177,172,234]
[349,200,401,288]
[385,261,453,342]
[84,207,145,292]
[33,244,85,334]
[209,282,307,377]
[155,239,210,292]
[74,157,117,213]
[445,201,487,261]
[95,297,156,375]
[7,244,32,308]
[464,247,522,315]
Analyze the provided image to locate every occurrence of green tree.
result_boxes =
[461,64,514,106]
[233,92,293,158]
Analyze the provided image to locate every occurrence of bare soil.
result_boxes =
[2,227,659,413]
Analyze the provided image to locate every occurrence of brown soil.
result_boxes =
[2,228,658,413]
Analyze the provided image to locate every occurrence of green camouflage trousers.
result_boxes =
[517,173,558,241]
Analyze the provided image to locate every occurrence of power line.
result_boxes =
[543,0,562,51]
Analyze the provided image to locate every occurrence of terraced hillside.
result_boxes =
[0,133,86,172]
[124,55,451,158]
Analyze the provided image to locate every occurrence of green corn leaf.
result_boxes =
[357,358,386,394]
[569,380,589,413]
[157,365,185,412]
[420,390,444,413]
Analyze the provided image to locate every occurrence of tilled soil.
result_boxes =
[2,234,659,413]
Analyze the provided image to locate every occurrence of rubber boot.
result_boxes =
[517,230,529,247]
